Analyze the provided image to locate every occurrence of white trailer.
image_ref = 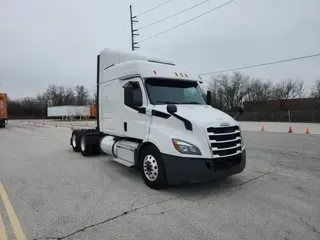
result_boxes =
[48,106,76,118]
[69,49,246,189]
[48,105,91,119]
[75,106,90,119]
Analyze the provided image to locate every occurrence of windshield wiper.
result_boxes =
[180,102,201,104]
[155,101,178,104]
[155,101,201,105]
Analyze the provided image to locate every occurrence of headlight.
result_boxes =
[172,139,201,155]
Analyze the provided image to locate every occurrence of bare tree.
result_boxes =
[207,82,225,110]
[8,84,90,118]
[7,97,45,118]
[37,85,76,106]
[272,78,306,109]
[55,86,67,106]
[64,87,76,105]
[88,91,97,105]
[310,79,320,98]
[21,97,44,117]
[75,85,90,105]
[39,84,61,106]
[41,84,57,106]
[210,72,249,111]
[247,78,273,102]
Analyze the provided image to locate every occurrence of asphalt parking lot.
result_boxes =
[0,120,319,240]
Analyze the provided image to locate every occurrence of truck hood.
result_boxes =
[153,105,238,127]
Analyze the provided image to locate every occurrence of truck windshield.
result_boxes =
[145,78,206,105]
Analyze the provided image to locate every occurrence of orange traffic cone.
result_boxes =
[305,128,310,134]
[288,126,293,133]
[261,125,265,131]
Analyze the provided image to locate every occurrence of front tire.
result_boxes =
[140,146,168,189]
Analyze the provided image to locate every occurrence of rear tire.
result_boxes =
[0,120,5,128]
[80,135,93,156]
[71,131,81,152]
[92,144,101,155]
[140,146,168,189]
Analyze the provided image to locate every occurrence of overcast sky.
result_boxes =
[1,0,319,99]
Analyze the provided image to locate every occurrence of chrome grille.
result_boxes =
[207,126,242,158]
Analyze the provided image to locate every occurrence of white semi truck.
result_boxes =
[70,49,246,189]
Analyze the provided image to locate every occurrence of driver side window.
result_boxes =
[124,81,143,107]
[132,82,143,107]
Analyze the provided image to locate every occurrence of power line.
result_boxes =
[199,53,320,76]
[138,0,237,43]
[138,0,212,30]
[137,0,176,17]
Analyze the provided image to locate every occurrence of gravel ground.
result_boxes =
[0,120,319,240]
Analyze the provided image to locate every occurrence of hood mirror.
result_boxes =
[167,104,177,114]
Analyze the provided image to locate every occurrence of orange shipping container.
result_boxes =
[0,93,8,127]
[90,104,97,117]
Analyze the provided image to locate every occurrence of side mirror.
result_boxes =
[124,84,134,107]
[237,105,244,114]
[206,91,212,105]
[233,105,244,120]
[167,104,177,114]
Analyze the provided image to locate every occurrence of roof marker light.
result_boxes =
[185,73,188,78]
[153,70,157,75]
[180,73,184,77]
[199,76,202,80]
[175,72,179,77]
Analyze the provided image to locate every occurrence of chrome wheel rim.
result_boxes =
[143,155,158,182]
[80,137,86,151]
[72,134,77,147]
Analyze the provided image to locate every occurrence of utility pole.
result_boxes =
[130,5,139,51]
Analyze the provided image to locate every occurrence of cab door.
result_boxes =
[122,77,149,140]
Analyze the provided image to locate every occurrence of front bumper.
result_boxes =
[162,150,246,185]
